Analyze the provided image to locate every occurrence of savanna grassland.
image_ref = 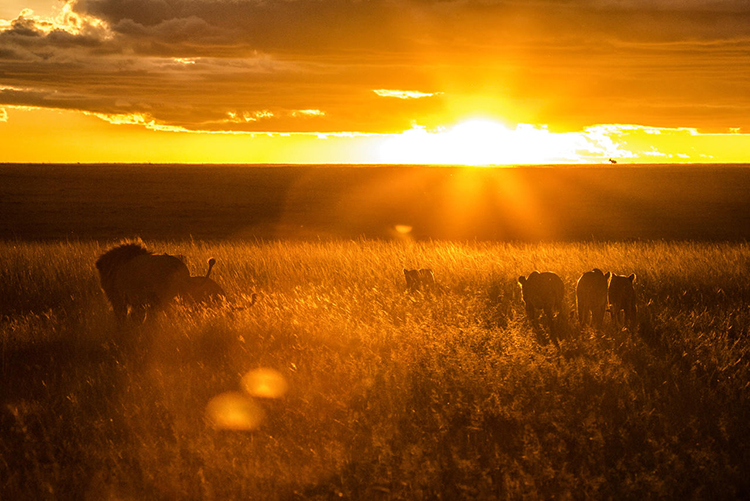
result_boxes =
[2,239,750,499]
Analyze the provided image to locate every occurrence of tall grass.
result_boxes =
[1,240,750,499]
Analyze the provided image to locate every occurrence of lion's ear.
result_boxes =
[518,276,526,285]
[628,273,636,283]
[605,272,611,280]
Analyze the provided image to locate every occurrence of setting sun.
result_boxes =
[378,120,513,165]
[377,119,620,165]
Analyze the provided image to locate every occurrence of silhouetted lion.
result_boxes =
[608,273,637,329]
[96,243,191,323]
[183,258,259,309]
[518,271,567,338]
[576,268,611,328]
[404,268,436,292]
[184,258,226,304]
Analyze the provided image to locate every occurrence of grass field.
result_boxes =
[2,239,750,499]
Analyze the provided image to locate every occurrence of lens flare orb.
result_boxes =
[241,368,289,399]
[205,391,265,431]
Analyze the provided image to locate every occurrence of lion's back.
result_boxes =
[185,276,226,303]
[113,253,190,306]
[522,271,564,307]
[576,269,608,307]
[608,274,636,306]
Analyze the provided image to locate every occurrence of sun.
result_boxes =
[378,118,569,166]
[377,118,609,165]
[445,120,514,165]
[378,119,512,165]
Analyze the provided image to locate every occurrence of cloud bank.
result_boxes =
[1,0,749,133]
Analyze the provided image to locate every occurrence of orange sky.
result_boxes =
[2,0,750,164]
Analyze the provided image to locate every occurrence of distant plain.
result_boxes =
[2,163,750,241]
[2,164,750,499]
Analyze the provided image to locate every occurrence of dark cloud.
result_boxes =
[1,0,750,132]
[7,15,45,36]
[74,0,408,54]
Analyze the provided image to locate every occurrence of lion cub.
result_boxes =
[403,268,436,292]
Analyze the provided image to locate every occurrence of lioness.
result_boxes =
[608,273,637,329]
[185,258,226,304]
[518,271,566,335]
[576,268,611,328]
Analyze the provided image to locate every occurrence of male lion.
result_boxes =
[184,258,227,304]
[404,268,436,292]
[576,268,611,328]
[96,243,191,323]
[608,273,637,329]
[518,271,567,337]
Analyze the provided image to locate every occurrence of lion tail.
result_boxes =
[206,258,217,278]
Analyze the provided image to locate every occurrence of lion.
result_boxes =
[96,243,192,323]
[184,258,227,304]
[404,268,436,292]
[518,271,567,337]
[608,273,637,329]
[576,268,611,328]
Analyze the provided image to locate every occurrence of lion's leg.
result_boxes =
[130,304,148,324]
[613,307,625,328]
[112,302,129,324]
[544,306,561,344]
[625,303,637,330]
[592,305,605,328]
[146,302,168,321]
[556,298,568,327]
[113,306,128,324]
[543,306,554,329]
[558,302,571,340]
[145,289,174,319]
[577,299,587,325]
[526,303,539,329]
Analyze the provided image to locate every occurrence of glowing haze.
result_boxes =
[1,0,750,164]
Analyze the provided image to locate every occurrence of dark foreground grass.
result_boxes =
[2,240,750,499]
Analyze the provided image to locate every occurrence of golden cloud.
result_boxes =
[373,89,442,99]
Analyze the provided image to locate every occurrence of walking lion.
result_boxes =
[518,271,567,340]
[184,258,227,304]
[608,273,637,329]
[96,243,192,323]
[403,268,436,292]
[576,268,611,328]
